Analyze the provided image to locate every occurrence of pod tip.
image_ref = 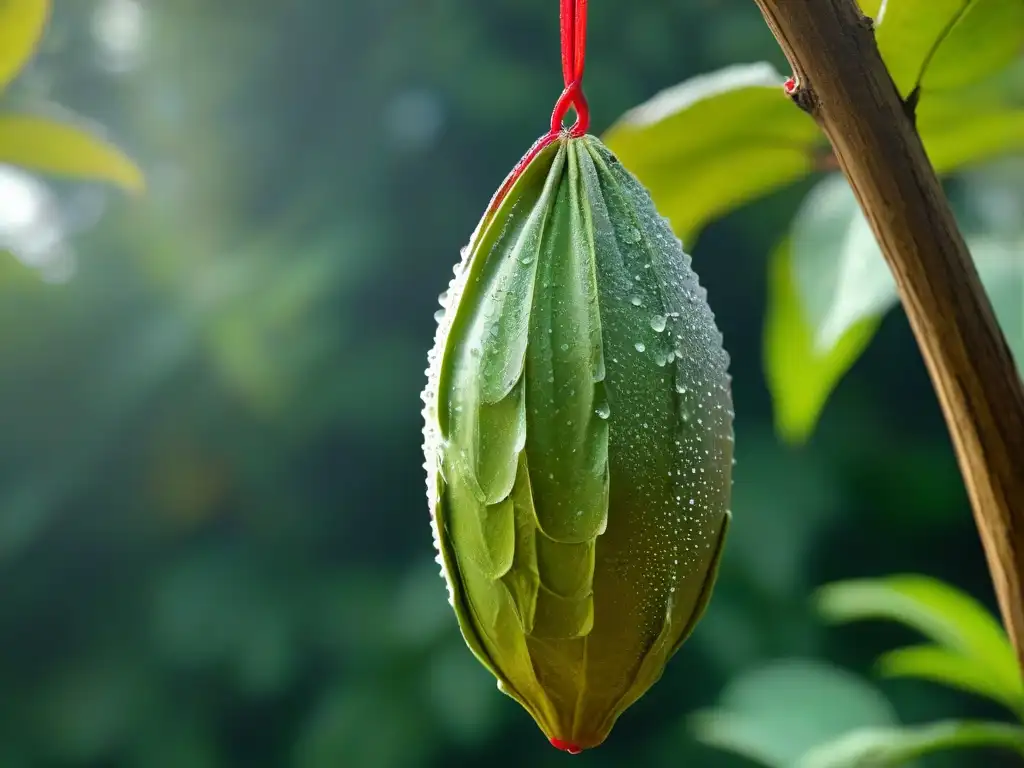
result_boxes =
[549,738,583,755]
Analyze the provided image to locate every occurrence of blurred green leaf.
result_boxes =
[815,575,1014,661]
[973,236,1024,371]
[858,0,885,17]
[763,238,880,443]
[815,575,1022,706]
[799,720,1024,767]
[0,0,48,90]
[603,62,821,245]
[691,658,899,768]
[0,113,144,191]
[960,161,1024,369]
[919,99,1024,173]
[920,0,1024,91]
[876,0,1019,96]
[878,644,1024,713]
[775,154,1024,441]
[603,48,1023,249]
[789,175,892,353]
[790,128,1024,350]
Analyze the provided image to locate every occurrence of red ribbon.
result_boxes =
[554,0,590,136]
[488,0,590,211]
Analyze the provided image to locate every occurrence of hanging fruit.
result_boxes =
[422,0,734,752]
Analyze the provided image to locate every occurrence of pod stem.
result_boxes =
[489,0,590,212]
[753,0,1024,676]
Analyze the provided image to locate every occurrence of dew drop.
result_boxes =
[595,402,611,419]
[650,315,667,332]
[635,342,646,353]
[630,296,643,307]
[433,309,445,322]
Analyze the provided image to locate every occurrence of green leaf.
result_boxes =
[691,658,899,768]
[603,62,821,246]
[857,0,885,17]
[0,113,144,192]
[786,97,1024,348]
[764,238,881,444]
[815,575,1022,705]
[789,175,895,352]
[919,98,1024,173]
[0,0,49,91]
[775,155,1024,441]
[785,110,1023,341]
[875,0,1011,97]
[878,644,1024,713]
[798,721,1024,768]
[958,160,1024,368]
[973,236,1024,373]
[788,133,1024,350]
[920,0,1024,92]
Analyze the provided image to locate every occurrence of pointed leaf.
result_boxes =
[0,0,49,91]
[875,0,1014,97]
[799,721,1024,768]
[691,659,898,768]
[764,239,881,444]
[920,0,1024,91]
[815,575,1021,695]
[878,644,1024,713]
[603,62,821,245]
[0,114,144,192]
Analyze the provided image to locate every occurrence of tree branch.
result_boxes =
[752,0,1024,671]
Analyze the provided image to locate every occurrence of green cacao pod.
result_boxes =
[422,134,733,751]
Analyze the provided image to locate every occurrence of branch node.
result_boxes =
[783,76,817,115]
[903,85,921,124]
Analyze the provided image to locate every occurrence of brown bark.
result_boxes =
[752,0,1024,671]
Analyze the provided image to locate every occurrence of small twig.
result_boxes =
[753,0,1024,674]
[903,85,921,124]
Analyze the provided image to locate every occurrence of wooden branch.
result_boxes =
[752,0,1024,670]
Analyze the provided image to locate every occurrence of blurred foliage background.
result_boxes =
[0,0,1021,766]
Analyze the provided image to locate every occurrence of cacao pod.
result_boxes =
[422,133,733,751]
